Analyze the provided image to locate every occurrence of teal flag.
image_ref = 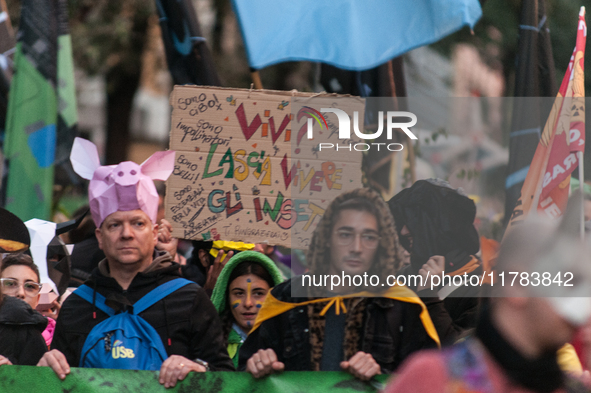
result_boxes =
[0,366,389,392]
[3,0,77,221]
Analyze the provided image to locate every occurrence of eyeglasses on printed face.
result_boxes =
[334,230,381,249]
[0,278,42,296]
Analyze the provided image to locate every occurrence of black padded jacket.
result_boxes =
[51,250,234,371]
[0,295,48,365]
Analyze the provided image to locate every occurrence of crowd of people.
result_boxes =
[1,138,591,393]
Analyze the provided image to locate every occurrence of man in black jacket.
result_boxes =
[240,188,439,381]
[38,138,233,388]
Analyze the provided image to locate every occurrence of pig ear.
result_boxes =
[70,137,100,180]
[141,150,176,180]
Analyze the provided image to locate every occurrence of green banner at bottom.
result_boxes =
[0,366,390,392]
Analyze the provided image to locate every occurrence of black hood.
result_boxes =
[388,179,480,272]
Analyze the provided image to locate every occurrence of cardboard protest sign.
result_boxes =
[166,86,364,248]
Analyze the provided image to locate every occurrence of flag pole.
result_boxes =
[250,69,263,89]
[578,6,586,242]
[578,151,585,241]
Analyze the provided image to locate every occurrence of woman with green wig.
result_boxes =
[210,250,284,368]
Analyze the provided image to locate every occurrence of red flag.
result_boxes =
[506,8,586,232]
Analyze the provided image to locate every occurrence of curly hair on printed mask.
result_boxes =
[305,188,403,296]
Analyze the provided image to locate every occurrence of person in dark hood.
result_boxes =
[384,211,591,393]
[388,179,480,273]
[240,188,439,380]
[388,179,482,345]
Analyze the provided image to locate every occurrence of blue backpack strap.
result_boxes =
[74,285,115,317]
[133,278,192,315]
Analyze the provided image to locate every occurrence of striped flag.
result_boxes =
[506,8,586,232]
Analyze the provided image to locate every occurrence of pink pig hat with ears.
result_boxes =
[69,137,176,227]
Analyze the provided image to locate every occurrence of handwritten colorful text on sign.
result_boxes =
[166,86,364,248]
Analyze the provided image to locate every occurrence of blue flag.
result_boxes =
[232,0,482,71]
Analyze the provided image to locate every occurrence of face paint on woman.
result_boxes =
[228,274,271,333]
[246,278,252,306]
